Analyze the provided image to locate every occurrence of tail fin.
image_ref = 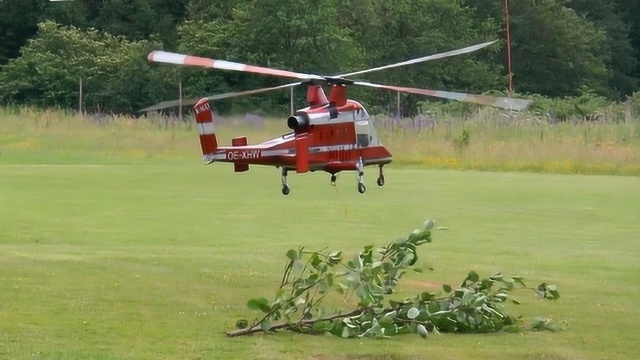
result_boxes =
[194,99,218,163]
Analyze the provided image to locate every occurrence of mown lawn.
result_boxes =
[1,162,638,359]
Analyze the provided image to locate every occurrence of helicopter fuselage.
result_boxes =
[200,99,392,174]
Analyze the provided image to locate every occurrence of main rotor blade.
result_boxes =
[148,51,323,81]
[354,81,531,110]
[140,98,200,112]
[140,82,302,112]
[338,41,497,78]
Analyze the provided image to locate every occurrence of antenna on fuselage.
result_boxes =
[290,87,294,115]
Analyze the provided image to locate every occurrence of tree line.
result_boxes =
[0,0,638,115]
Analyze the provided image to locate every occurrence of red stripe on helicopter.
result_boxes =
[183,56,215,68]
[199,135,218,154]
[243,65,306,79]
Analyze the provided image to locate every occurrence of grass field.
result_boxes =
[1,109,640,359]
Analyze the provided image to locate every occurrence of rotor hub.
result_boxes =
[302,77,354,86]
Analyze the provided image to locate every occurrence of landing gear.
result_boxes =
[356,157,366,194]
[281,168,290,196]
[330,174,337,186]
[377,165,385,187]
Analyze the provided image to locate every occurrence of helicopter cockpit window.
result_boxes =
[356,120,371,147]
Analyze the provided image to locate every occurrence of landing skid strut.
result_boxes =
[377,164,385,187]
[281,168,290,195]
[280,163,386,196]
[356,157,366,194]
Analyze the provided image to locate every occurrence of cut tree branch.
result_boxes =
[225,309,363,337]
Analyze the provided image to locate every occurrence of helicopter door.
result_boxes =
[355,120,371,148]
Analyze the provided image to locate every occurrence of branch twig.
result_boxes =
[225,309,363,337]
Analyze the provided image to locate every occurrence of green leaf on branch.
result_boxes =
[379,311,397,325]
[466,270,480,283]
[417,324,429,339]
[512,276,527,287]
[528,317,559,332]
[420,292,434,301]
[328,251,342,265]
[235,319,248,329]
[546,284,561,300]
[423,220,435,231]
[260,319,272,332]
[286,249,299,261]
[536,283,561,300]
[247,298,271,313]
[407,307,420,319]
[461,289,475,305]
[312,321,328,333]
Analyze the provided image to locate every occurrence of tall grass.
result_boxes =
[375,107,640,175]
[0,107,191,164]
[1,106,639,175]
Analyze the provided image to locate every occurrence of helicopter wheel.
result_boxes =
[377,165,385,187]
[330,174,337,186]
[280,168,290,195]
[357,183,366,194]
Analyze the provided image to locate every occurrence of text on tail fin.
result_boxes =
[194,98,218,156]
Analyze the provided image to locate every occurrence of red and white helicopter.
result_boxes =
[145,41,531,195]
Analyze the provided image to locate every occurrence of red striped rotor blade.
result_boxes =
[354,81,531,110]
[148,51,323,81]
[140,82,302,112]
[338,41,496,78]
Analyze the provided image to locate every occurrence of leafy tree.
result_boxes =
[0,21,177,113]
[1,0,188,65]
[173,18,241,114]
[505,0,611,98]
[184,0,242,21]
[347,0,504,115]
[566,0,638,99]
[616,0,640,81]
[176,0,366,113]
[38,0,90,28]
[0,0,45,65]
[231,0,365,75]
[2,0,638,112]
[90,0,187,47]
[466,0,617,98]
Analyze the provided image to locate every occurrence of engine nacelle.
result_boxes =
[287,112,310,130]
